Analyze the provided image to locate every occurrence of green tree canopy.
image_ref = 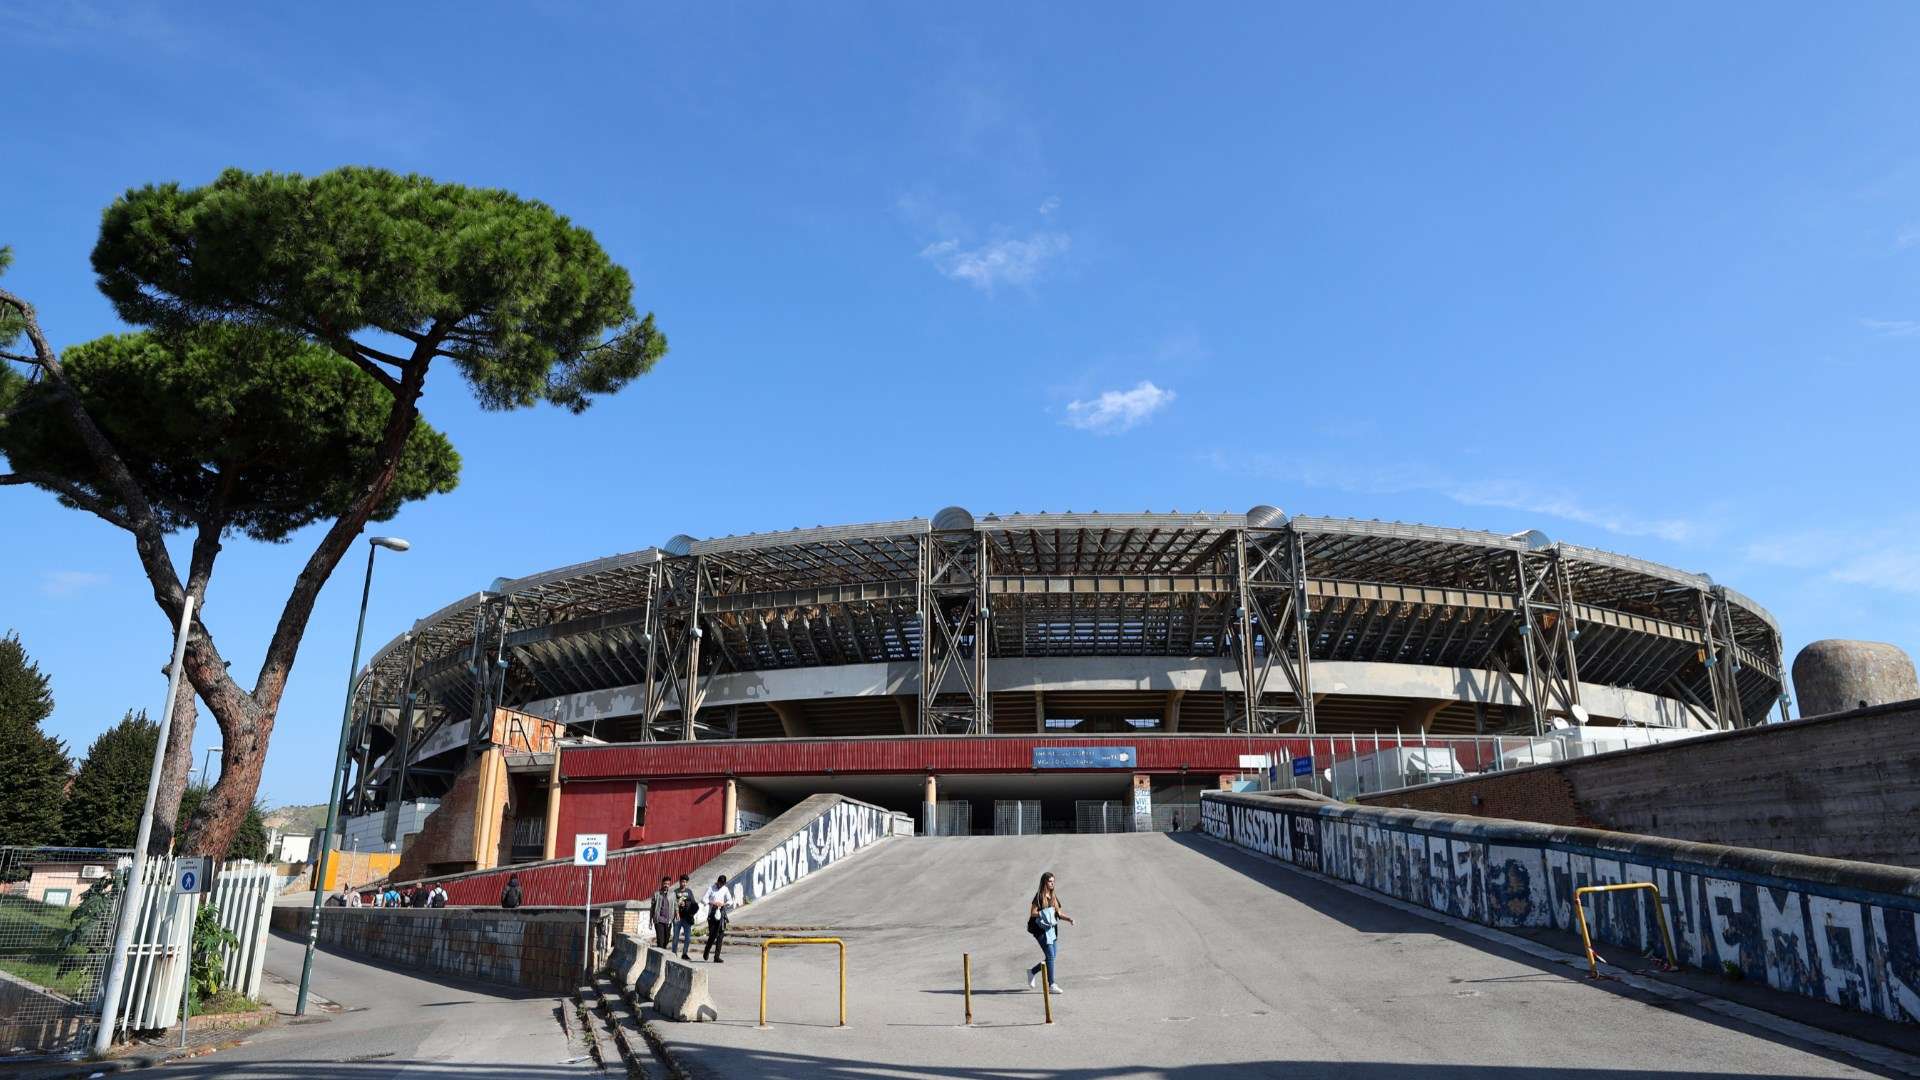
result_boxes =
[61,710,158,849]
[92,166,666,412]
[0,325,459,541]
[0,632,71,847]
[3,166,666,859]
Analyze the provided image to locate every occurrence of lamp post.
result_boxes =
[194,745,223,790]
[297,535,408,1015]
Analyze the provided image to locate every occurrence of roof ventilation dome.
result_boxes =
[1246,504,1288,529]
[931,506,975,532]
[662,534,696,557]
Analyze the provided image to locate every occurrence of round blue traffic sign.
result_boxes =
[181,870,197,891]
[583,846,599,863]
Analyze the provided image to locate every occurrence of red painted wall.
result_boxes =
[357,835,739,907]
[555,777,726,850]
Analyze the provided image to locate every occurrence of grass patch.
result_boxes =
[194,989,262,1016]
[0,898,107,997]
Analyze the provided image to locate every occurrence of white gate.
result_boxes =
[108,857,278,1038]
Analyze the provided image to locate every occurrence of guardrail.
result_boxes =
[758,936,844,1027]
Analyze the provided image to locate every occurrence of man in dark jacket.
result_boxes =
[500,874,524,909]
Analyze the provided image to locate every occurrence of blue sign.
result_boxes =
[1292,755,1313,777]
[1033,746,1137,769]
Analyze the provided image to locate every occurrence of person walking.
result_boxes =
[1026,871,1073,993]
[671,875,697,959]
[701,874,734,963]
[500,874,524,909]
[428,883,449,908]
[651,877,674,949]
[345,886,362,908]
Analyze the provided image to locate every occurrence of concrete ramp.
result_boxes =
[659,832,1893,1078]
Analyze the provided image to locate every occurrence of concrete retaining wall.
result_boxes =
[271,903,636,993]
[691,793,898,915]
[1359,700,1920,868]
[1201,790,1920,1024]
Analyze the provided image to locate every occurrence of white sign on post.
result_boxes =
[173,856,212,895]
[574,834,606,984]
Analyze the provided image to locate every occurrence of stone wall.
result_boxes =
[1202,790,1920,1024]
[1359,701,1920,868]
[271,903,634,993]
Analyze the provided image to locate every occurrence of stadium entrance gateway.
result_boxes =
[550,735,1287,844]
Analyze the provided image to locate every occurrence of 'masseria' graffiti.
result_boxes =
[743,801,892,904]
[1201,791,1920,1026]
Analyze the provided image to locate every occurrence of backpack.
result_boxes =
[677,893,699,921]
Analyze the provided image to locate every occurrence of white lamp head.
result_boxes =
[370,536,411,552]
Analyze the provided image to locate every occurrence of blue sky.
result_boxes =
[3,3,1917,807]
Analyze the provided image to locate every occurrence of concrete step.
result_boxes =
[570,988,614,1074]
[591,976,672,1080]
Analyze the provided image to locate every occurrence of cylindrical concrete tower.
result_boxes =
[1791,640,1920,717]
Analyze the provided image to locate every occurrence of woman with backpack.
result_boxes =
[1025,870,1073,993]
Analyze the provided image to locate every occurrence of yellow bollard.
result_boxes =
[963,953,973,1025]
[1041,961,1053,1025]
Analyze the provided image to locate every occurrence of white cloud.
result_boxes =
[1898,225,1920,249]
[40,570,109,597]
[1747,524,1920,595]
[1065,382,1175,434]
[1207,453,1703,544]
[1038,196,1061,216]
[1862,318,1920,338]
[920,232,1070,292]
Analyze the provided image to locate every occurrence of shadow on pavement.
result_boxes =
[151,1061,595,1078]
[1162,832,1911,1078]
[265,929,556,1002]
[657,1046,1888,1080]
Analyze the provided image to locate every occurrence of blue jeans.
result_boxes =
[671,920,692,953]
[1029,937,1058,982]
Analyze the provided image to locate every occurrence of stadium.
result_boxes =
[334,507,1787,877]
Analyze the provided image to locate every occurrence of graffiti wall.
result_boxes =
[1200,792,1920,1024]
[739,799,894,905]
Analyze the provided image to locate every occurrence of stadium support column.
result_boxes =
[1512,542,1584,736]
[383,641,421,845]
[468,594,511,761]
[646,554,710,741]
[1696,585,1744,729]
[1231,521,1314,734]
[919,519,990,735]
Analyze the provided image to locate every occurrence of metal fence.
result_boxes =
[1150,803,1202,832]
[1074,801,1128,834]
[923,801,973,837]
[0,848,280,1059]
[1235,726,1709,801]
[992,800,1042,836]
[0,846,129,1059]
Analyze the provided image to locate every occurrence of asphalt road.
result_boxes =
[154,932,596,1079]
[657,831,1902,1079]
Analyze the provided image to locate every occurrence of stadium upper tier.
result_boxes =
[353,508,1785,750]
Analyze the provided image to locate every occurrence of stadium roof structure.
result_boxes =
[347,508,1784,786]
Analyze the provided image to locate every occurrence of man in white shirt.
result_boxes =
[701,874,734,963]
[345,887,362,908]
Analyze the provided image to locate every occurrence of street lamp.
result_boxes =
[297,535,407,1015]
[195,745,223,790]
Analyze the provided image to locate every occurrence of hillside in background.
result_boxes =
[262,803,328,835]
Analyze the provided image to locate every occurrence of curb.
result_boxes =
[1198,834,1920,1079]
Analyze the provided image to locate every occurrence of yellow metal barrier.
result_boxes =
[1572,883,1678,979]
[758,936,846,1027]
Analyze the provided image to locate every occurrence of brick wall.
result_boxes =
[1360,700,1920,868]
[1359,763,1591,827]
[270,904,631,993]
